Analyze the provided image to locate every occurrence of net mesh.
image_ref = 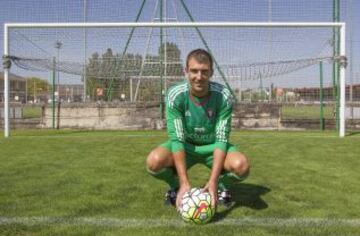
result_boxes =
[1,0,357,133]
[7,25,339,104]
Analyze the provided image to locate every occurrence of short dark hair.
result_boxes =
[186,48,213,73]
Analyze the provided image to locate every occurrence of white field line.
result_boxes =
[8,134,357,139]
[0,217,360,228]
[7,134,167,139]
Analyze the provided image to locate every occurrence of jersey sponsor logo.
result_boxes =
[187,133,215,143]
[194,127,206,133]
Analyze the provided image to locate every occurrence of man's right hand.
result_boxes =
[172,150,191,210]
[176,183,191,210]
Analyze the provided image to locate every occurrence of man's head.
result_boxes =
[185,49,213,97]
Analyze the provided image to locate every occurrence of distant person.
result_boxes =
[146,48,250,209]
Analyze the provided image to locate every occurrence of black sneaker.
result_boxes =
[218,189,232,207]
[164,188,178,207]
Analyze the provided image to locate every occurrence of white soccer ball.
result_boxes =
[179,187,215,224]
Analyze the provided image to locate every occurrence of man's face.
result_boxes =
[186,57,212,97]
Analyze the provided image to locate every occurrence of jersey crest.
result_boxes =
[206,108,215,119]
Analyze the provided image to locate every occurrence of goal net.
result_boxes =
[3,22,346,136]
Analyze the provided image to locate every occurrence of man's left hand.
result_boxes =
[201,180,218,209]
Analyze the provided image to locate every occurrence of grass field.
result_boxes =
[0,130,359,235]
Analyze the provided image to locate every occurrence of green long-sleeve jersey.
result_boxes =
[166,81,233,153]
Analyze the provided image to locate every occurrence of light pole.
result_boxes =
[33,79,36,103]
[25,78,28,104]
[54,40,63,101]
[83,0,88,102]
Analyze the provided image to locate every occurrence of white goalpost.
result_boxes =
[3,22,346,137]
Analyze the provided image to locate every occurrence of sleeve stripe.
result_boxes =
[174,118,184,142]
[210,83,231,97]
[168,83,187,99]
[210,87,230,100]
[222,120,227,142]
[210,82,231,95]
[210,83,231,99]
[212,82,232,143]
[222,120,228,142]
[216,122,223,142]
[169,87,187,108]
[216,119,228,142]
[167,84,188,108]
[174,119,179,139]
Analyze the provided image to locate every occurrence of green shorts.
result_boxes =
[160,140,237,169]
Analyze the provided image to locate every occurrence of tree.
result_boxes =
[86,52,102,99]
[85,42,184,101]
[158,42,184,77]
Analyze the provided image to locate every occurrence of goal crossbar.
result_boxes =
[4,22,345,28]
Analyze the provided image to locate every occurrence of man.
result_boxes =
[146,49,250,209]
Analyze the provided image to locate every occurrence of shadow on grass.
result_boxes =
[347,131,360,137]
[213,183,270,222]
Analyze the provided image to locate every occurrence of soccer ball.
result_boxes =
[179,188,215,224]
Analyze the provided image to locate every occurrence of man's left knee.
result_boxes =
[230,153,250,176]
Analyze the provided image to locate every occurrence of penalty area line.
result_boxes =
[0,217,360,228]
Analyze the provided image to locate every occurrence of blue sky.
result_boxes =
[0,0,359,88]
